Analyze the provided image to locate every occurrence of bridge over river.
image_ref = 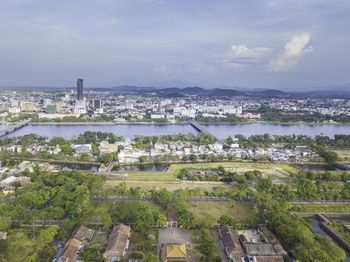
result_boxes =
[0,119,31,137]
[189,120,228,146]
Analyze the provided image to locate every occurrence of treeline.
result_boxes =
[0,167,106,261]
[226,133,350,150]
[133,132,217,149]
[255,194,346,261]
[195,113,246,124]
[259,106,350,123]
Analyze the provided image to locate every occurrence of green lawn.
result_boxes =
[103,180,232,193]
[333,150,350,162]
[187,201,255,223]
[87,201,166,222]
[122,162,298,181]
[293,203,350,213]
[5,229,39,261]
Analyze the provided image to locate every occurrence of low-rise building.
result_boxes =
[259,225,287,256]
[159,243,192,262]
[73,144,92,155]
[218,225,244,262]
[58,225,94,262]
[104,224,131,262]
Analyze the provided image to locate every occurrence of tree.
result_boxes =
[199,229,216,256]
[156,214,167,227]
[257,178,272,193]
[297,178,317,199]
[157,188,172,208]
[99,153,113,165]
[143,252,160,262]
[0,216,11,231]
[37,226,59,252]
[44,246,57,261]
[81,247,100,262]
[218,214,233,226]
[102,214,112,232]
[61,144,73,155]
[24,254,38,262]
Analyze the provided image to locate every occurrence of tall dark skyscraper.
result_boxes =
[77,79,83,100]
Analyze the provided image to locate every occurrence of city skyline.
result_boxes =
[0,1,349,89]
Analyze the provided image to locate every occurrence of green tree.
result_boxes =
[99,153,113,165]
[199,229,216,255]
[257,178,272,193]
[156,214,167,227]
[102,214,113,233]
[81,247,100,262]
[0,216,11,231]
[143,252,160,262]
[297,178,317,199]
[157,188,172,208]
[24,254,38,262]
[37,226,59,252]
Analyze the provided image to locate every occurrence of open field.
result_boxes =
[334,150,350,161]
[5,229,39,261]
[87,201,165,222]
[292,203,350,213]
[187,201,255,222]
[124,162,298,181]
[103,180,232,193]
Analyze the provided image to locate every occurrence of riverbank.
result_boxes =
[30,121,189,125]
[28,120,350,126]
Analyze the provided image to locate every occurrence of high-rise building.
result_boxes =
[93,99,102,109]
[77,79,84,101]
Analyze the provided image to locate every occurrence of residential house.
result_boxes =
[218,226,244,262]
[57,225,94,262]
[104,224,131,262]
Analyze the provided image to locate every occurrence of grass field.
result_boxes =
[103,180,232,193]
[293,203,350,213]
[334,150,350,162]
[87,201,166,222]
[122,162,298,181]
[187,201,255,222]
[5,229,39,261]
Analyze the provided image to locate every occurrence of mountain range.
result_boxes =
[106,84,350,98]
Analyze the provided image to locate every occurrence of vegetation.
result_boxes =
[255,193,346,262]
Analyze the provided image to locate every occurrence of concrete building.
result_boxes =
[20,101,37,112]
[77,79,84,100]
[46,104,57,114]
[93,99,102,109]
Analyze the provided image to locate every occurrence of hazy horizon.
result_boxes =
[0,0,349,90]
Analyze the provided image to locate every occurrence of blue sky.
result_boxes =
[0,0,349,89]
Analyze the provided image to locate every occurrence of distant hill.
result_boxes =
[182,87,207,95]
[293,90,350,99]
[109,85,157,92]
[247,89,289,97]
[208,88,246,97]
[3,83,350,99]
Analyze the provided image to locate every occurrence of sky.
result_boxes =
[0,0,349,90]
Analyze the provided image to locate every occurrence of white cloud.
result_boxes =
[269,32,313,72]
[229,44,272,64]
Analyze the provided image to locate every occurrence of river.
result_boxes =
[1,123,350,139]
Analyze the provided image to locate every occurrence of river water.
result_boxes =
[1,123,350,139]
